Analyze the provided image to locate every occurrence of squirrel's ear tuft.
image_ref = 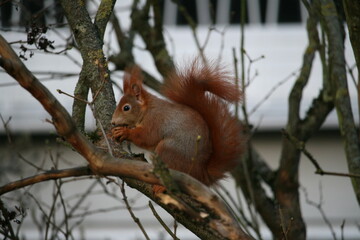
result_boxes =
[123,65,143,94]
[123,70,131,93]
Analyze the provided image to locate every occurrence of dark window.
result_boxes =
[259,0,268,24]
[1,0,13,28]
[166,0,303,26]
[176,0,197,25]
[278,0,301,23]
[0,0,65,29]
[229,0,250,24]
[209,0,217,24]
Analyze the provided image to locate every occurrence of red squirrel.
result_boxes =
[111,60,243,190]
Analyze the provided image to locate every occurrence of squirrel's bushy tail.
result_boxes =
[163,59,244,184]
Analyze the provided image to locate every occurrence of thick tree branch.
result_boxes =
[95,0,117,40]
[276,19,315,240]
[319,0,360,204]
[71,73,89,132]
[273,3,327,239]
[343,0,360,124]
[70,0,117,132]
[343,1,360,72]
[59,0,116,133]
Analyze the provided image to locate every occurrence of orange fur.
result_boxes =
[112,60,244,188]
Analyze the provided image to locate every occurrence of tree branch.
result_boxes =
[343,0,360,72]
[282,129,360,178]
[95,0,117,40]
[319,0,360,204]
[109,5,162,92]
[273,3,323,239]
[149,201,180,240]
[343,0,360,124]
[131,0,175,79]
[59,0,116,133]
[0,167,91,195]
[171,0,209,65]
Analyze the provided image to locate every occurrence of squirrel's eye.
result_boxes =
[123,104,131,111]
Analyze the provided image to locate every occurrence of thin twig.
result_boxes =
[301,184,337,240]
[119,179,150,240]
[55,180,72,239]
[0,114,12,143]
[71,206,128,219]
[214,26,227,64]
[215,184,252,235]
[340,220,345,240]
[0,199,18,240]
[171,0,209,65]
[240,0,249,126]
[89,104,113,156]
[173,220,178,238]
[233,48,239,117]
[57,89,90,104]
[27,188,67,239]
[58,180,99,232]
[18,153,46,171]
[346,62,357,87]
[282,129,360,179]
[243,50,264,87]
[249,69,299,116]
[149,201,180,240]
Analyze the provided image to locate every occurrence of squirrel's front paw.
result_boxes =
[111,126,129,142]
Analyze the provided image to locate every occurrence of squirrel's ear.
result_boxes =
[131,83,142,98]
[131,82,145,104]
[129,66,143,101]
[123,72,131,93]
[123,65,143,94]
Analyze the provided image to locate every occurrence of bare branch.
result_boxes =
[59,0,116,133]
[0,167,92,195]
[149,201,180,240]
[131,0,175,79]
[319,0,360,204]
[301,184,337,240]
[94,0,117,39]
[118,179,150,240]
[0,114,12,143]
[171,0,209,65]
[282,129,360,179]
[249,69,299,116]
